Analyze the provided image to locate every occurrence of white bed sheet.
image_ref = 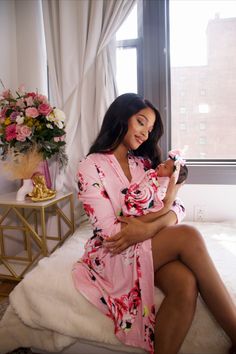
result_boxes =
[0,221,236,354]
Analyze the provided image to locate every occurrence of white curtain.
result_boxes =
[15,0,47,94]
[0,0,47,193]
[0,0,47,94]
[42,0,135,221]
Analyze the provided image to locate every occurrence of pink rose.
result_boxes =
[38,103,52,116]
[127,282,141,315]
[77,172,87,195]
[83,203,97,225]
[16,124,32,142]
[107,296,125,330]
[16,98,25,108]
[27,92,36,98]
[25,96,34,106]
[36,94,48,103]
[122,181,157,216]
[1,89,11,99]
[16,134,26,142]
[5,124,17,141]
[25,107,39,118]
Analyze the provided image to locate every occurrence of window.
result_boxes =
[199,122,206,130]
[198,104,209,114]
[200,89,206,96]
[199,136,207,145]
[115,3,140,95]
[169,0,236,161]
[116,47,137,94]
[180,106,186,114]
[115,0,236,183]
[180,122,187,131]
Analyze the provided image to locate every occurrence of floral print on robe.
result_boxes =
[72,152,185,354]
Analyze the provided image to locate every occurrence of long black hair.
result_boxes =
[88,93,164,168]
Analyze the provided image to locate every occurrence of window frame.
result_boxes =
[116,1,144,94]
[140,0,236,184]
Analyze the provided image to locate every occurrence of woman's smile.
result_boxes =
[122,107,156,151]
[134,135,145,145]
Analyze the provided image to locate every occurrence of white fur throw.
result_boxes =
[0,221,235,354]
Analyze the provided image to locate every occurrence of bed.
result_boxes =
[0,220,235,354]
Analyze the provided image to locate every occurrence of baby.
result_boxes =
[121,150,188,217]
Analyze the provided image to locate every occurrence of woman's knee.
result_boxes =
[153,223,205,248]
[152,224,207,271]
[179,224,203,239]
[177,224,206,250]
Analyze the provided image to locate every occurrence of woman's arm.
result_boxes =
[138,206,170,223]
[104,173,184,254]
[104,210,177,255]
[77,157,182,240]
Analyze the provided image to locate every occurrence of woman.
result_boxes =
[73,93,236,354]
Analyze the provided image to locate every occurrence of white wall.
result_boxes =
[179,184,236,222]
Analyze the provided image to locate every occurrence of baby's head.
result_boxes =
[156,150,188,184]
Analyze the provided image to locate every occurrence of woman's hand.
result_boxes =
[103,216,152,255]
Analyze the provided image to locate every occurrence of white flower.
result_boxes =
[55,120,64,129]
[53,108,65,122]
[46,112,54,123]
[16,115,24,124]
[46,123,53,129]
[46,108,65,129]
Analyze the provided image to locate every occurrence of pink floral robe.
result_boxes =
[121,169,170,217]
[72,152,185,353]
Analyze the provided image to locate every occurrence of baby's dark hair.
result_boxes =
[175,164,188,184]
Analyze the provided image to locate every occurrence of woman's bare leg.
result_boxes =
[153,261,198,354]
[152,224,236,346]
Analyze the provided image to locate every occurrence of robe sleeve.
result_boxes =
[76,157,121,238]
[170,197,186,224]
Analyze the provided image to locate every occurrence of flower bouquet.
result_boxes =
[0,86,68,200]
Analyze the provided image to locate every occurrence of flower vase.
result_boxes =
[16,179,33,201]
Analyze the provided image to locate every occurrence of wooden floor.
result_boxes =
[0,281,17,303]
